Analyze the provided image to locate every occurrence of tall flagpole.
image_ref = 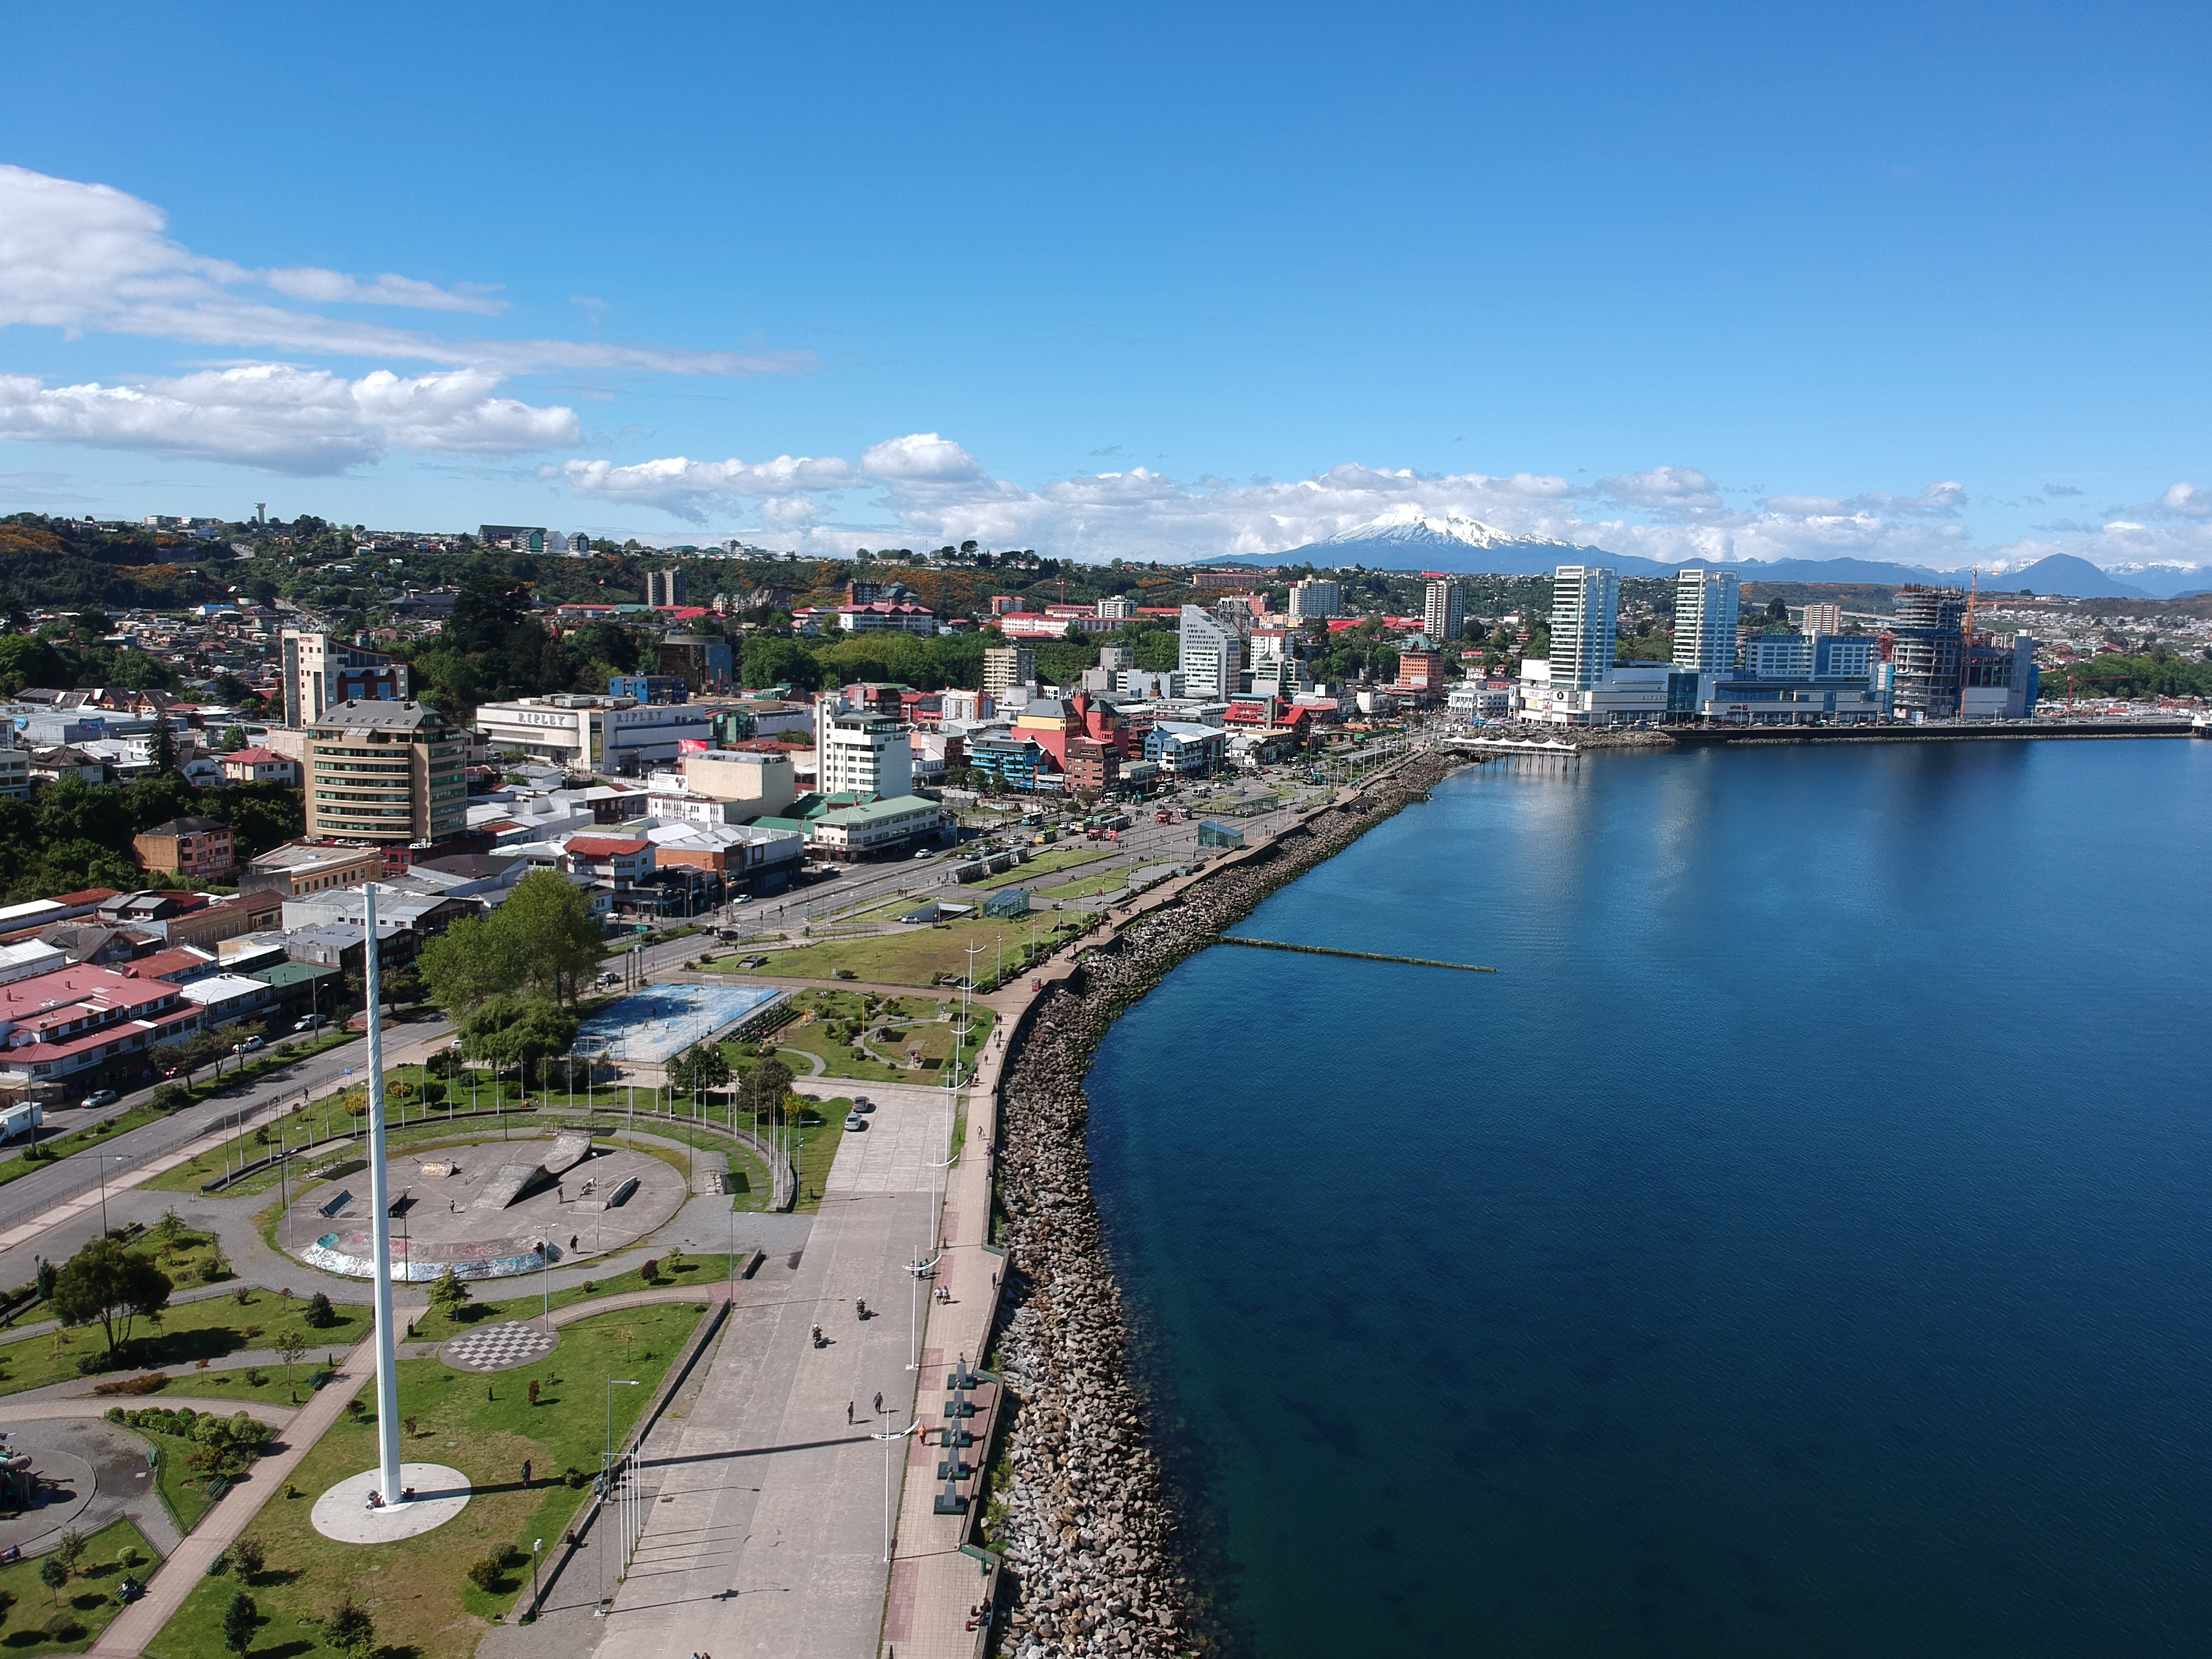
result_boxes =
[363,882,404,1505]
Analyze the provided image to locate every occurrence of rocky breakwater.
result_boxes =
[988,753,1464,1658]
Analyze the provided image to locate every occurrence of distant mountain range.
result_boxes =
[1201,508,2207,600]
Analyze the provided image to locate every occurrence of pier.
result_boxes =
[1217,936,1497,973]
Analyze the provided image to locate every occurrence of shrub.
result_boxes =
[230,1536,266,1578]
[92,1371,168,1396]
[151,1084,191,1112]
[244,1367,266,1387]
[43,1612,83,1643]
[465,1555,506,1592]
[638,1259,660,1284]
[303,1292,337,1328]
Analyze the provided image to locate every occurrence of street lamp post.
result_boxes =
[599,1376,642,1609]
[871,1418,919,1563]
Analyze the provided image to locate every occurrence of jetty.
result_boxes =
[1217,936,1497,973]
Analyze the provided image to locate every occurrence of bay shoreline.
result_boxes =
[984,749,1469,1658]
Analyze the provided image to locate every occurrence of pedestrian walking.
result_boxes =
[846,1400,853,1424]
[873,1391,883,1415]
[522,1458,532,1487]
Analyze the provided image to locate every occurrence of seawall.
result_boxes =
[984,750,1467,1658]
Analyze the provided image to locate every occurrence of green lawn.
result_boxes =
[147,1302,707,1659]
[0,1279,366,1400]
[0,1516,159,1654]
[967,845,1114,888]
[733,913,1079,987]
[401,1254,743,1345]
[767,992,994,1084]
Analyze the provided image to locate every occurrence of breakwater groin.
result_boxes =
[987,752,1465,1658]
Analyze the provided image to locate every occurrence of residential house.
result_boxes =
[130,816,236,880]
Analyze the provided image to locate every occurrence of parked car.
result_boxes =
[843,1112,867,1131]
[79,1089,119,1110]
[852,1096,873,1112]
[233,1036,264,1052]
[293,1016,320,1032]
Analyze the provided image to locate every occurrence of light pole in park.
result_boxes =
[872,1418,919,1562]
[598,1376,641,1608]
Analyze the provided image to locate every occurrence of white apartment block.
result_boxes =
[1672,568,1742,675]
[1178,605,1241,700]
[818,710,913,799]
[1548,565,1620,692]
[1287,578,1341,622]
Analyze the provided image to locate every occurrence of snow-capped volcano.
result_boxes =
[1316,505,1552,550]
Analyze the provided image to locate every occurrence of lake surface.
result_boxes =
[1085,739,2212,1658]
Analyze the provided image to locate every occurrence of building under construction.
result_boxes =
[1889,586,1969,718]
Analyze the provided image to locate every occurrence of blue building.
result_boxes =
[610,674,689,704]
[1144,721,1226,776]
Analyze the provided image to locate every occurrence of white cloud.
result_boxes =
[562,452,865,523]
[0,163,811,377]
[0,363,578,474]
[1595,465,1721,512]
[263,268,506,314]
[860,432,988,484]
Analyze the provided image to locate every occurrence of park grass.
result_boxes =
[737,913,1078,987]
[770,993,994,1084]
[967,845,1114,889]
[146,1302,706,1659]
[401,1254,743,1345]
[789,1097,848,1212]
[0,1280,367,1399]
[0,1516,159,1655]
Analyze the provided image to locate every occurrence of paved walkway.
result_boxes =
[582,1084,945,1659]
[85,1325,380,1658]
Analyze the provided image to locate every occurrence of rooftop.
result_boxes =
[309,699,455,734]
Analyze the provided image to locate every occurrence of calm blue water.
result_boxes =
[1086,740,2212,1658]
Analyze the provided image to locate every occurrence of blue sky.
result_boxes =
[3,0,2209,573]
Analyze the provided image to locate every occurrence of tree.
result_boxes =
[324,1596,374,1657]
[230,1536,265,1579]
[50,1237,172,1361]
[458,994,579,1077]
[275,1329,308,1400]
[54,1530,86,1575]
[302,1292,337,1328]
[217,725,249,752]
[221,1590,258,1656]
[428,1265,472,1319]
[34,1258,57,1302]
[148,714,179,775]
[671,1042,730,1095]
[494,871,604,1003]
[738,1057,793,1124]
[37,1559,65,1607]
[416,913,523,1012]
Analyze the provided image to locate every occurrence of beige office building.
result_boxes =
[303,701,469,845]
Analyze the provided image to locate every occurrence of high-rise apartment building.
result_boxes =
[1889,586,1970,719]
[818,710,914,799]
[647,568,687,608]
[1422,579,1466,642]
[1287,578,1341,622]
[1178,604,1241,700]
[303,700,468,845]
[281,629,410,729]
[982,646,1037,698]
[1801,600,1844,635]
[1671,568,1742,674]
[1248,629,1307,698]
[1548,565,1620,691]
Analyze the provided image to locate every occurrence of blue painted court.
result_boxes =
[576,983,783,1064]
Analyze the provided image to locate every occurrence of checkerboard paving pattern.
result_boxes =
[439,1320,558,1372]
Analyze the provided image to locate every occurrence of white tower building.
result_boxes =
[1672,567,1742,674]
[1548,565,1620,691]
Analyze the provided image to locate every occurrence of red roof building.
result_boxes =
[0,963,197,1090]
